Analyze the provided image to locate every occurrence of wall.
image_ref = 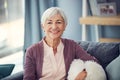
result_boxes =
[101,0,120,38]
[56,0,120,41]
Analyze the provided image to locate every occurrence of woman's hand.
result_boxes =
[75,69,87,80]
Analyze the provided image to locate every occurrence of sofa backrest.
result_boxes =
[78,41,120,69]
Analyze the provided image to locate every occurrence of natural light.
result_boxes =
[0,0,24,74]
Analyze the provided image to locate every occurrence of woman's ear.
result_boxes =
[41,24,44,28]
[63,24,67,31]
[41,24,45,32]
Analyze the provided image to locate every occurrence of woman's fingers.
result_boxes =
[75,69,87,80]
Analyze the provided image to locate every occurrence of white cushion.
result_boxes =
[67,59,107,80]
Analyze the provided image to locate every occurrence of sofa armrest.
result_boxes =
[1,71,23,80]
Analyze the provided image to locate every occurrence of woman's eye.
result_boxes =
[47,22,52,24]
[57,21,62,24]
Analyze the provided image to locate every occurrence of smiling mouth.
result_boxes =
[50,30,60,34]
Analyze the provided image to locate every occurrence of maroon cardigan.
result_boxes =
[23,38,97,80]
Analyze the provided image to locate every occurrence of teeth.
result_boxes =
[51,31,59,34]
[52,31,58,34]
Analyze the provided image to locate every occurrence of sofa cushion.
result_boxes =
[78,41,90,51]
[84,42,120,68]
[1,71,23,80]
[0,64,15,79]
[106,55,120,80]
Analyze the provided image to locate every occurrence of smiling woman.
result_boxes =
[23,7,98,80]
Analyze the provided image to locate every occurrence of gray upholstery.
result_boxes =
[1,71,23,80]
[2,41,120,80]
[78,41,120,68]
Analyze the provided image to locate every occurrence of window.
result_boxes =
[0,0,24,74]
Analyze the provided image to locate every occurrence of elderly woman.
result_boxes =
[23,7,98,80]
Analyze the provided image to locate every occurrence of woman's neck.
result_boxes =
[44,37,60,49]
[44,37,60,54]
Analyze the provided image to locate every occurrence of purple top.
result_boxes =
[23,38,98,80]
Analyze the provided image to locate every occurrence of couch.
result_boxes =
[1,41,120,80]
[0,64,15,79]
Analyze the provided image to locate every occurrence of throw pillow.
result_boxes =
[106,55,120,80]
[0,64,15,79]
[78,41,90,51]
[87,42,119,68]
[67,59,107,80]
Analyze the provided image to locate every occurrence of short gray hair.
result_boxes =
[41,7,67,25]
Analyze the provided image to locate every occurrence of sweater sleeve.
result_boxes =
[23,48,36,80]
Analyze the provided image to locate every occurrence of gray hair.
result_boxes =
[41,7,67,25]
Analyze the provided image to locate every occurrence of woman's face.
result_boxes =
[42,14,66,40]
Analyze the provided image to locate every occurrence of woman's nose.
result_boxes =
[52,23,57,29]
